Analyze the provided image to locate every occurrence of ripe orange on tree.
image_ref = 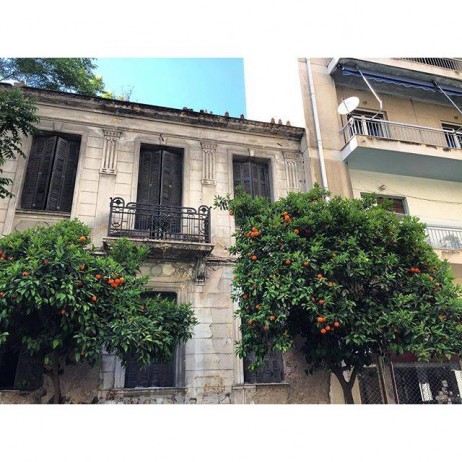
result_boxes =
[318,299,325,305]
[317,317,325,323]
[294,228,300,235]
[255,304,261,310]
[95,274,102,280]
[79,236,87,243]
[60,309,66,315]
[303,261,310,266]
[251,255,257,261]
[269,315,276,321]
[320,328,327,334]
[334,321,340,328]
[285,259,292,265]
[90,296,97,303]
[325,325,331,331]
[316,274,323,279]
[262,325,269,331]
[22,271,29,277]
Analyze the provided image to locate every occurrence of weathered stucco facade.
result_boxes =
[0,84,333,404]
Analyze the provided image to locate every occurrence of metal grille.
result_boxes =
[359,365,387,404]
[341,115,462,149]
[108,197,211,243]
[393,363,462,404]
[399,58,462,71]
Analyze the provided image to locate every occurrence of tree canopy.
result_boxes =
[0,58,105,96]
[0,219,197,403]
[215,186,462,403]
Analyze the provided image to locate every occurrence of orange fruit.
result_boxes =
[119,277,125,284]
[311,297,316,302]
[0,292,4,298]
[325,325,331,331]
[108,279,115,284]
[328,282,334,287]
[79,236,87,243]
[247,319,254,326]
[334,321,340,328]
[269,315,276,321]
[251,227,257,232]
[294,229,300,235]
[317,317,325,323]
[318,299,325,305]
[79,265,86,271]
[320,328,327,334]
[77,280,84,287]
[22,271,29,277]
[262,325,269,331]
[316,274,323,279]
[251,255,257,261]
[43,259,49,265]
[255,304,261,310]
[243,294,248,300]
[285,259,292,265]
[303,261,310,266]
[91,296,97,303]
[60,309,66,315]
[95,274,102,280]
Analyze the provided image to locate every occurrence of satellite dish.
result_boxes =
[337,96,360,115]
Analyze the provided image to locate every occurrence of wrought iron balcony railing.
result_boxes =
[108,197,211,243]
[426,225,462,250]
[341,115,462,149]
[399,58,462,72]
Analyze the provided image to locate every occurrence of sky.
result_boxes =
[96,58,247,118]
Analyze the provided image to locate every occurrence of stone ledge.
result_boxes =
[99,387,186,404]
[103,237,214,260]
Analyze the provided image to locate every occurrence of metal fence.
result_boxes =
[341,116,462,149]
[399,58,462,72]
[108,197,211,243]
[426,225,462,250]
[358,359,462,404]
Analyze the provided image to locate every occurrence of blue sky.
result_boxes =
[96,58,247,118]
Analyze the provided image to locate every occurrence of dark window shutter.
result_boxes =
[21,136,57,210]
[46,138,79,212]
[244,350,284,384]
[233,160,270,198]
[160,149,182,207]
[137,147,162,205]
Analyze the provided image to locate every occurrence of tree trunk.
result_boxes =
[333,366,358,404]
[51,351,62,404]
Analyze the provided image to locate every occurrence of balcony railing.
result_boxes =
[399,58,462,72]
[426,225,462,250]
[108,197,211,243]
[341,116,462,149]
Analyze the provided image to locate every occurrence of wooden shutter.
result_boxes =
[160,149,183,207]
[244,350,284,384]
[233,160,252,195]
[255,163,270,198]
[233,160,270,198]
[137,147,162,205]
[21,136,57,210]
[46,138,79,212]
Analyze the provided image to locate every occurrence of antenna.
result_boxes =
[337,96,360,115]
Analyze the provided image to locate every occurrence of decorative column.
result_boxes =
[100,129,122,174]
[284,151,301,192]
[201,141,217,185]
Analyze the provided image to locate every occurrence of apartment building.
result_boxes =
[298,58,462,404]
[0,84,336,404]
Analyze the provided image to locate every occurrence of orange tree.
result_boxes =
[0,219,196,403]
[215,186,462,403]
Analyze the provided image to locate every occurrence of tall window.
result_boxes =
[137,145,183,207]
[124,292,178,388]
[233,159,271,198]
[361,193,407,215]
[21,134,80,213]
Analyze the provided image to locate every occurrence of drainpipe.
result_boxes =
[305,58,329,195]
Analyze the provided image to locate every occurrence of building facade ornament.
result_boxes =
[100,129,122,174]
[284,151,302,192]
[201,141,217,185]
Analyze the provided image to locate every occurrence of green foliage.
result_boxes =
[0,59,105,96]
[0,220,197,384]
[215,186,462,376]
[0,88,39,198]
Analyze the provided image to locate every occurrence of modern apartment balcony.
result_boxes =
[341,116,462,182]
[103,197,214,259]
[328,58,462,104]
[426,225,462,279]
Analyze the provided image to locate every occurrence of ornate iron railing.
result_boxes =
[341,115,462,149]
[426,224,462,250]
[108,197,211,243]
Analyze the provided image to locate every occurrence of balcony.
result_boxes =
[399,58,462,72]
[340,116,462,182]
[104,197,214,259]
[426,225,462,250]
